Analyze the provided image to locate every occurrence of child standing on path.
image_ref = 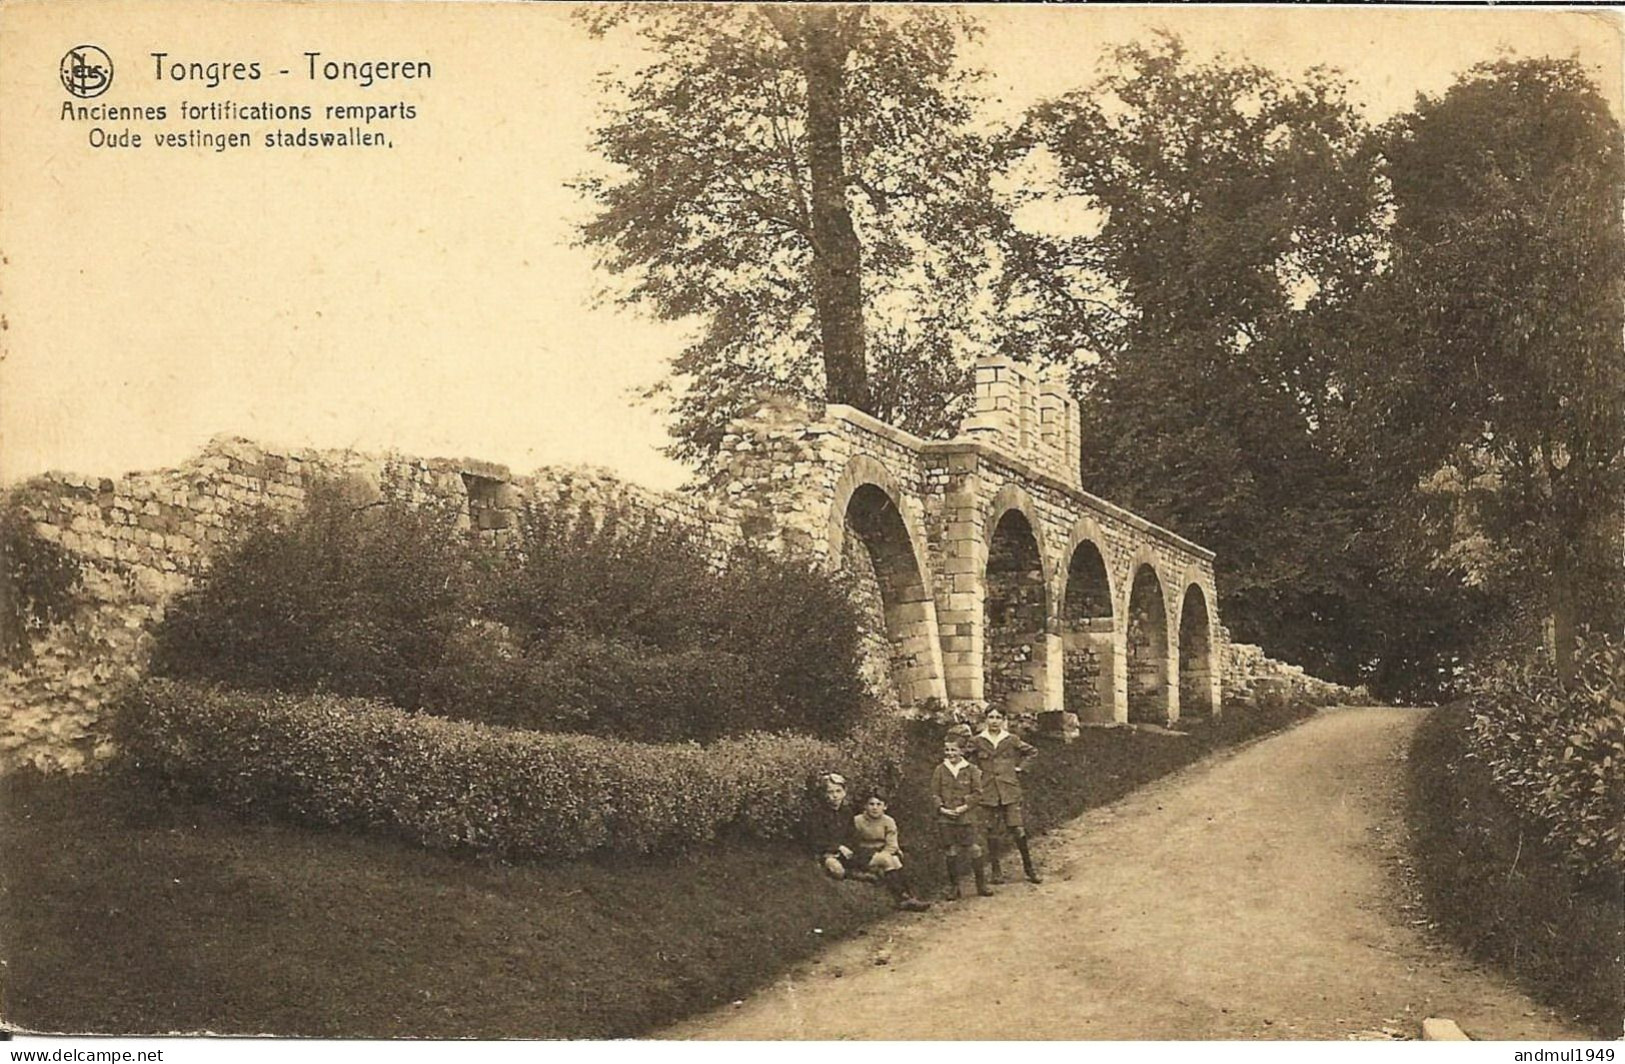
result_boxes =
[970,707,1042,884]
[931,735,993,899]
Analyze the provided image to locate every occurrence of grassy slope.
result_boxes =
[1,703,1311,1038]
[1406,703,1625,1039]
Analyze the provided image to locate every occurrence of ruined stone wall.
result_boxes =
[520,466,744,566]
[1221,637,1364,707]
[4,383,1367,773]
[1,438,745,772]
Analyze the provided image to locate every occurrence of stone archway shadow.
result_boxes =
[828,456,948,707]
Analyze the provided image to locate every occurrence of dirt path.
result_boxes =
[666,707,1587,1041]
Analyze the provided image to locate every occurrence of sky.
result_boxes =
[1,2,1619,492]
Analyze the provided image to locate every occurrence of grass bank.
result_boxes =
[1,700,1313,1038]
[1407,703,1624,1038]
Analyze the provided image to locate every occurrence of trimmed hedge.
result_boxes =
[113,680,901,860]
[1463,632,1625,882]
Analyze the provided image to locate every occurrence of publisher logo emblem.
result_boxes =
[60,45,113,98]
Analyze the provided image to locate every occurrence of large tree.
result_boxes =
[1347,58,1625,681]
[578,6,1006,469]
[1003,35,1392,682]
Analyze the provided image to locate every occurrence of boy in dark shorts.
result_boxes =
[970,706,1042,884]
[932,735,993,899]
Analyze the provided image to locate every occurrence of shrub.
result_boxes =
[489,500,869,740]
[1462,631,1625,882]
[149,481,486,709]
[150,487,870,743]
[0,494,83,663]
[496,634,759,742]
[1409,703,1624,1037]
[113,680,902,860]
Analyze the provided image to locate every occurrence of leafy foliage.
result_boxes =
[1002,35,1393,684]
[149,481,480,708]
[578,5,1004,470]
[482,500,870,740]
[1409,702,1624,1037]
[1347,58,1625,679]
[114,679,903,861]
[1463,632,1625,883]
[149,484,870,742]
[0,492,84,663]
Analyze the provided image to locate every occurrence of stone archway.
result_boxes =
[983,506,1050,716]
[1178,582,1217,719]
[1126,563,1171,725]
[831,463,946,707]
[1061,537,1115,724]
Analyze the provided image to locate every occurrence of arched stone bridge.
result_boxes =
[718,357,1222,726]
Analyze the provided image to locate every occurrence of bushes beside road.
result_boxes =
[1407,633,1624,1037]
[1408,699,1624,1038]
[1461,632,1625,882]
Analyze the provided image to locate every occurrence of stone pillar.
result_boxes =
[1041,628,1065,710]
[1166,628,1183,724]
[1209,611,1226,717]
[1039,367,1081,490]
[1208,651,1224,719]
[1016,365,1038,455]
[935,454,985,704]
[1110,624,1130,723]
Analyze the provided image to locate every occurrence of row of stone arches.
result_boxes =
[832,461,1218,725]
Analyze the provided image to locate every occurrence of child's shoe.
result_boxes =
[973,858,994,896]
[1017,838,1042,884]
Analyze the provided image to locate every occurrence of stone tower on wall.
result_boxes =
[959,356,1083,491]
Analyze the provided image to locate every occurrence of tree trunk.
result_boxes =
[795,9,871,412]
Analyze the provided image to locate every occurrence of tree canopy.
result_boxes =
[1346,57,1625,678]
[578,5,1006,469]
[578,19,1621,697]
[1001,35,1391,681]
